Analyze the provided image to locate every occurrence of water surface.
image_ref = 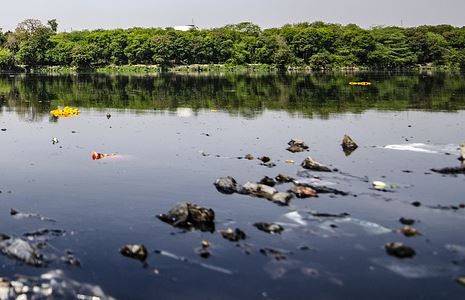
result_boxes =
[1,73,465,299]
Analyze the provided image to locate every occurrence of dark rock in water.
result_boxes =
[310,212,350,218]
[254,223,284,234]
[431,167,465,175]
[341,135,358,156]
[286,139,309,153]
[301,157,332,172]
[120,244,148,261]
[10,208,56,222]
[459,142,465,161]
[259,156,271,163]
[158,203,215,232]
[260,176,276,187]
[385,242,416,258]
[220,228,246,242]
[290,185,317,198]
[0,236,44,266]
[61,253,81,267]
[411,201,422,207]
[23,229,66,238]
[197,248,211,259]
[275,174,294,183]
[260,162,277,168]
[399,217,415,226]
[260,248,289,260]
[214,176,238,194]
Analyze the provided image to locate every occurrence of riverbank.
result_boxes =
[0,63,461,75]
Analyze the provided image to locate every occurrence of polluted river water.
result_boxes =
[0,72,465,299]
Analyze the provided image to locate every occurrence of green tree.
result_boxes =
[0,48,15,69]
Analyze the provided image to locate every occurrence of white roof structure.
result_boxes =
[174,25,196,31]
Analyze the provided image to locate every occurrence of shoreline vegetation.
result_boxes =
[1,19,465,73]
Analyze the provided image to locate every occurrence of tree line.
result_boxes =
[1,19,465,71]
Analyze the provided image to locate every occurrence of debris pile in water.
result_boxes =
[50,106,80,118]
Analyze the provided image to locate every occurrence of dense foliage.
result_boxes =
[1,20,465,71]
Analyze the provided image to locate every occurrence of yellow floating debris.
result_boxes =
[285,160,295,164]
[349,82,372,86]
[50,106,80,118]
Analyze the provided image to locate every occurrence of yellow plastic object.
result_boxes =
[50,106,80,118]
[349,82,372,86]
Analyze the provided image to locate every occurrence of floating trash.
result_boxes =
[50,106,80,118]
[349,82,371,86]
[0,236,44,266]
[282,211,307,226]
[372,258,460,279]
[0,270,115,299]
[384,143,458,154]
[91,151,117,160]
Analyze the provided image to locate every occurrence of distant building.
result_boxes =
[173,24,197,31]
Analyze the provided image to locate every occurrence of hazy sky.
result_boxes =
[1,0,464,32]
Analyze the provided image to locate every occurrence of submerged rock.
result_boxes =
[158,203,215,232]
[220,228,246,242]
[341,135,358,156]
[214,176,238,194]
[459,142,465,161]
[286,139,309,153]
[254,223,284,234]
[0,236,44,266]
[10,208,55,222]
[290,185,317,198]
[260,162,277,168]
[259,176,276,187]
[120,244,148,262]
[399,217,415,226]
[61,252,81,267]
[275,174,294,184]
[385,242,416,258]
[196,240,211,258]
[301,157,332,172]
[260,248,289,261]
[431,166,465,175]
